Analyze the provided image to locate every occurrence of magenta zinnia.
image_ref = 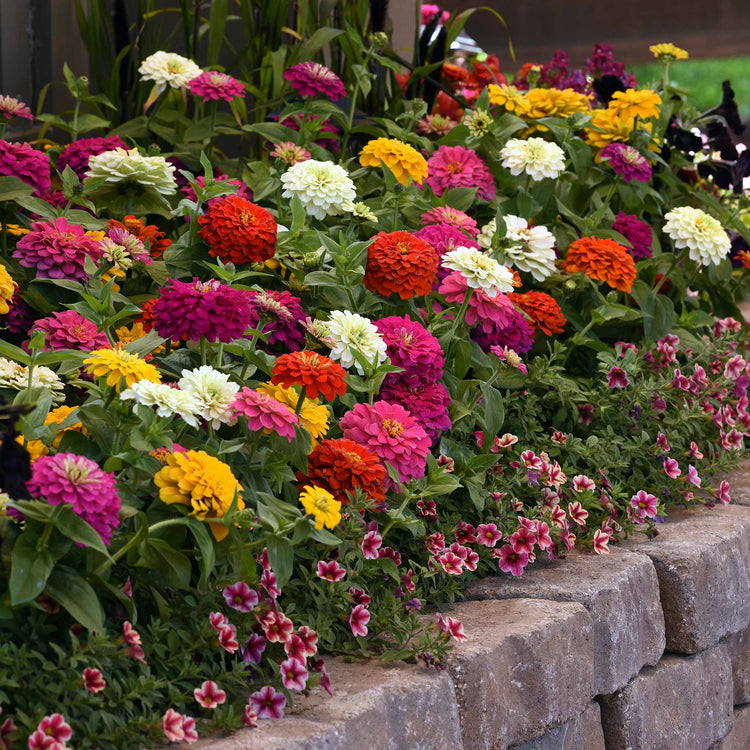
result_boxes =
[151,278,253,343]
[424,145,496,201]
[31,310,110,351]
[188,71,245,102]
[420,206,479,237]
[56,135,127,179]
[247,289,306,351]
[339,401,431,492]
[374,315,445,387]
[612,212,653,260]
[26,453,121,545]
[378,380,451,445]
[0,139,50,195]
[599,143,652,183]
[283,62,346,100]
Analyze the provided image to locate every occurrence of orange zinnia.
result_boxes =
[271,350,347,402]
[562,236,637,293]
[298,438,387,507]
[108,215,172,259]
[509,291,567,336]
[197,195,276,264]
[364,231,438,299]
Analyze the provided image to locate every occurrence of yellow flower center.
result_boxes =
[240,210,255,224]
[382,418,403,437]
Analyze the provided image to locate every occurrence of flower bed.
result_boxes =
[0,4,749,748]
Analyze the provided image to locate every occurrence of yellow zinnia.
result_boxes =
[298,484,341,530]
[154,449,244,541]
[487,84,530,115]
[584,108,636,149]
[83,347,161,391]
[650,43,689,62]
[359,137,428,185]
[19,405,87,460]
[523,87,592,120]
[607,89,662,122]
[0,223,30,237]
[257,383,329,447]
[0,263,16,315]
[115,320,166,353]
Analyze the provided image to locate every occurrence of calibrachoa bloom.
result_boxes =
[496,544,529,576]
[280,159,356,220]
[30,714,72,748]
[442,246,515,296]
[663,457,681,478]
[139,51,202,95]
[197,195,276,264]
[599,143,652,182]
[630,490,658,520]
[0,139,50,195]
[435,613,468,642]
[223,581,259,612]
[152,278,252,343]
[162,708,186,743]
[188,70,245,101]
[56,135,127,179]
[31,310,110,351]
[298,485,341,530]
[230,387,298,442]
[364,231,438,299]
[339,400,431,491]
[247,289,306,351]
[359,137,428,185]
[607,366,630,388]
[194,680,226,709]
[508,291,566,336]
[82,668,106,693]
[248,685,286,720]
[349,603,370,637]
[283,61,346,100]
[612,212,653,260]
[562,236,637,293]
[154,450,244,540]
[271,350,347,401]
[298,438,387,506]
[424,145,496,201]
[327,310,387,374]
[375,315,444,387]
[663,206,731,266]
[499,137,566,181]
[279,657,308,690]
[14,217,103,281]
[27,454,121,545]
[83,347,161,390]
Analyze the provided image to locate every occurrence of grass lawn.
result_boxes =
[629,57,750,120]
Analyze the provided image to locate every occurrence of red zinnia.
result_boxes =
[364,231,438,299]
[298,438,387,506]
[508,290,567,336]
[108,215,171,259]
[271,350,347,401]
[197,195,276,264]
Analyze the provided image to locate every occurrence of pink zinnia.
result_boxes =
[279,657,308,691]
[56,135,127,179]
[339,400,431,492]
[15,217,103,281]
[31,310,110,351]
[27,453,121,545]
[375,315,444,387]
[0,138,50,195]
[222,581,259,612]
[600,143,652,183]
[607,366,630,388]
[415,224,480,281]
[230,387,298,442]
[424,145,496,201]
[439,272,516,332]
[378,380,451,445]
[612,212,653,260]
[269,140,311,165]
[151,277,253,343]
[471,306,535,354]
[283,62,346,100]
[246,289,306,351]
[194,680,226,709]
[188,71,245,102]
[349,603,371,637]
[496,544,529,576]
[0,95,33,120]
[316,559,346,582]
[421,206,479,236]
[248,685,286,719]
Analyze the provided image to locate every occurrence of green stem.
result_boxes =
[207,101,218,160]
[446,287,474,343]
[72,100,81,141]
[652,248,686,296]
[340,45,375,157]
[200,335,208,366]
[380,493,412,539]
[294,385,307,417]
[392,192,399,231]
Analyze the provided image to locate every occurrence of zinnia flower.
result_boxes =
[120,380,202,426]
[608,88,661,121]
[256,382,329,445]
[152,278,253,343]
[584,108,637,149]
[31,310,109,351]
[247,289,305,351]
[599,143,652,182]
[177,366,240,428]
[339,401,431,491]
[0,139,50,195]
[197,195,276,264]
[298,485,341,529]
[270,140,311,165]
[326,310,387,375]
[0,285,34,334]
[650,43,689,62]
[374,315,444,387]
[359,137,428,185]
[503,215,557,281]
[499,137,566,181]
[487,84,530,114]
[471,306,535,354]
[415,224,480,282]
[139,51,202,95]
[522,87,592,120]
[442,246,515,296]
[562,236,637,293]
[298,438,386,506]
[283,62,346,100]
[420,206,479,237]
[14,217,103,281]
[378,380,451,444]
[364,231,438,299]
[230,387,298,442]
[154,450,244,540]
[612,212,653,260]
[0,263,15,316]
[27,453,121,544]
[663,206,731,266]
[188,70,245,102]
[508,291,566,336]
[280,159,356,220]
[424,145,496,201]
[439,272,516,332]
[271,350,347,401]
[0,95,33,120]
[57,135,127,179]
[83,347,161,390]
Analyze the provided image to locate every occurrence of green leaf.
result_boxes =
[299,27,344,59]
[53,506,110,555]
[10,535,55,605]
[290,193,306,231]
[266,535,294,589]
[0,175,34,202]
[452,339,473,379]
[641,294,675,341]
[46,567,105,632]
[139,538,192,589]
[310,527,343,546]
[186,518,216,590]
[480,382,504,439]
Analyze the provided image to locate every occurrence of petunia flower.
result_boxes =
[194,680,227,709]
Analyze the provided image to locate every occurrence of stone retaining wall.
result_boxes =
[195,463,750,750]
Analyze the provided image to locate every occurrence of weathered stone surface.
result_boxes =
[623,505,750,653]
[712,703,750,750]
[600,645,733,750]
[445,598,594,749]
[467,548,665,695]
[509,702,604,750]
[725,460,750,507]
[723,626,750,705]
[192,659,461,750]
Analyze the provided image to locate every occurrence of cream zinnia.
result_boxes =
[138,51,202,95]
[503,215,557,281]
[500,137,566,181]
[326,310,387,375]
[441,246,515,296]
[663,206,730,266]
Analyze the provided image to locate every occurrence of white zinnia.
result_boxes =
[86,148,177,196]
[326,310,387,375]
[120,381,202,427]
[0,357,64,402]
[503,215,557,281]
[280,159,356,220]
[442,246,515,297]
[663,206,731,266]
[178,366,240,429]
[500,137,566,181]
[138,51,202,95]
[477,221,496,250]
